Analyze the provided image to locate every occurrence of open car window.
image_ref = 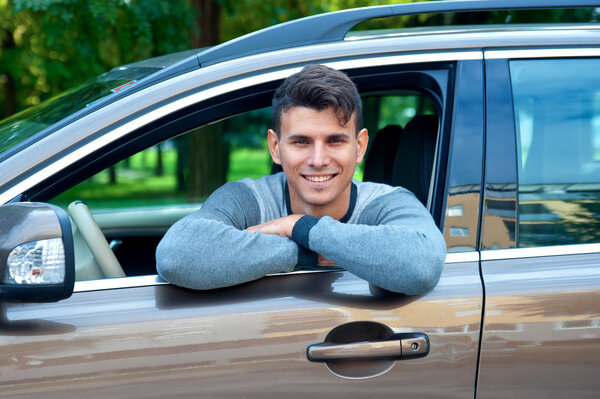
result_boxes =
[47,76,444,282]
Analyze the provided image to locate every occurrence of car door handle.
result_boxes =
[307,332,429,362]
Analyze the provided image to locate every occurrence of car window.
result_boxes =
[47,88,441,281]
[362,91,439,205]
[51,107,273,210]
[510,58,600,247]
[0,67,158,157]
[50,92,437,211]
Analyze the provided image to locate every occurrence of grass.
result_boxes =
[51,146,270,210]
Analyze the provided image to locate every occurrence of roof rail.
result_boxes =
[197,0,600,67]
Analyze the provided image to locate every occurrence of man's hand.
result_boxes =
[248,215,337,267]
[246,214,304,238]
[317,254,337,267]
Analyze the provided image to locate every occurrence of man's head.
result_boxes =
[268,65,368,219]
[271,64,362,136]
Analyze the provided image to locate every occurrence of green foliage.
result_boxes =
[1,0,196,114]
[219,0,316,40]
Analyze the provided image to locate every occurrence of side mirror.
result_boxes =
[0,202,74,302]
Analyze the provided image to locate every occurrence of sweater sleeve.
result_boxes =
[156,181,312,290]
[290,188,446,295]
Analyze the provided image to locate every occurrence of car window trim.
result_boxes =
[0,50,482,206]
[484,48,600,250]
[72,252,479,293]
[481,243,600,261]
[484,47,600,60]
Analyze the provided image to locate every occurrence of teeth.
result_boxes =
[306,175,332,182]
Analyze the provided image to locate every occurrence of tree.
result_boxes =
[1,0,196,117]
[185,0,225,200]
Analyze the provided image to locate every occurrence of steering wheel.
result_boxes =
[68,201,125,279]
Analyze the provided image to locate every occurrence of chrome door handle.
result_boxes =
[307,333,429,362]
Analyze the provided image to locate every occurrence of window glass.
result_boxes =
[362,91,438,208]
[51,107,273,210]
[511,58,600,247]
[0,67,158,157]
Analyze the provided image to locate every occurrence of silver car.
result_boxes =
[1,1,599,397]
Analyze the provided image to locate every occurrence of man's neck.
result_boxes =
[288,183,352,220]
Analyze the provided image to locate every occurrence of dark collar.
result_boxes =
[285,181,357,223]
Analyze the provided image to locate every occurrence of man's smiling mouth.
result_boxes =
[303,174,336,183]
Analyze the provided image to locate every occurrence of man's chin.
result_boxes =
[299,193,336,208]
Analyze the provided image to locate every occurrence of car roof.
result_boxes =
[194,0,600,66]
[99,0,599,106]
[118,48,204,70]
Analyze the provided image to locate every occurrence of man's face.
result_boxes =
[268,106,368,218]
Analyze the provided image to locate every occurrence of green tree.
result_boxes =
[1,0,196,117]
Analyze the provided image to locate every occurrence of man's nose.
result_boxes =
[308,142,330,167]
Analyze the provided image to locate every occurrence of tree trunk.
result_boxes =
[2,28,17,118]
[109,166,117,185]
[175,136,188,192]
[187,123,226,201]
[155,143,164,176]
[191,0,221,49]
[184,0,226,200]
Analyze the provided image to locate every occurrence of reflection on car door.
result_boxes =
[476,51,600,398]
[3,264,481,398]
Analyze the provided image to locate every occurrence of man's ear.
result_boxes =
[356,128,369,164]
[267,129,282,165]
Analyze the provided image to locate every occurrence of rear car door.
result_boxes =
[2,53,484,398]
[477,49,600,398]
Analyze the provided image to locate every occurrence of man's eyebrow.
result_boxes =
[286,133,351,141]
[286,134,309,141]
[328,133,351,140]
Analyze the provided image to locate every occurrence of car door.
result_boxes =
[476,49,600,398]
[1,54,484,398]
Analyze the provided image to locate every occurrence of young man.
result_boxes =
[156,65,446,294]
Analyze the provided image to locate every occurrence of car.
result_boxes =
[1,0,599,397]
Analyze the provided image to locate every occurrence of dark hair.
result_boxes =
[271,64,362,136]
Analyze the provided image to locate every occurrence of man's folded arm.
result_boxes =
[291,188,446,295]
[156,182,312,290]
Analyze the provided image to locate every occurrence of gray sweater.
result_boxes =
[156,172,446,294]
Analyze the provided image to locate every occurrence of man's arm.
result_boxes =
[289,188,446,295]
[156,182,316,290]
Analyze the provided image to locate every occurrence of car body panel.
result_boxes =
[481,57,518,250]
[477,249,600,398]
[442,59,484,252]
[477,46,600,397]
[2,258,481,398]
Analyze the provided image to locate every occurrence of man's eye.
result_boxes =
[294,139,308,145]
[329,138,343,144]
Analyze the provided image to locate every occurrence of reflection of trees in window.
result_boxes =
[519,185,600,247]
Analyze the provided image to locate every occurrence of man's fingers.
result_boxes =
[246,214,304,237]
[317,254,337,267]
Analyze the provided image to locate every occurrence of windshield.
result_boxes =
[0,66,158,156]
